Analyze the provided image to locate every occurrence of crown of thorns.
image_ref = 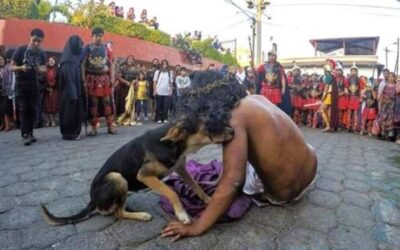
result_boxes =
[185,80,230,97]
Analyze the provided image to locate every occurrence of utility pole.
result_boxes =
[247,0,269,65]
[395,38,400,75]
[255,0,263,65]
[385,47,389,69]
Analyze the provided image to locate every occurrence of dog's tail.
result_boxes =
[40,202,96,226]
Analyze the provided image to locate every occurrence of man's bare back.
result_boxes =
[162,94,318,240]
[232,95,317,202]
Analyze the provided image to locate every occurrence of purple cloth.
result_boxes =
[159,160,252,222]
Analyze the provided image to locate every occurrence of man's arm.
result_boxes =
[162,118,248,240]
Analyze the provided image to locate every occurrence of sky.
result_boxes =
[54,0,400,69]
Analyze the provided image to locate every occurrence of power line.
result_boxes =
[209,19,248,34]
[223,0,254,19]
[271,2,400,11]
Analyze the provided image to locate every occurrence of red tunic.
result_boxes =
[336,76,348,110]
[345,76,364,110]
[362,108,377,120]
[261,83,282,104]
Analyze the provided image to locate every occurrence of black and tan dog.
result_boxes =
[41,119,234,225]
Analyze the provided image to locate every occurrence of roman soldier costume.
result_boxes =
[321,59,339,132]
[307,72,323,128]
[360,80,377,135]
[335,62,348,129]
[345,62,363,132]
[289,65,305,124]
[82,27,117,136]
[260,62,283,105]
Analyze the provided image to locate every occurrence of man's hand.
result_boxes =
[161,220,202,242]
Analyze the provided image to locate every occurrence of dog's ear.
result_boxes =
[160,123,187,142]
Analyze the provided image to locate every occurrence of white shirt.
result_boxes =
[153,70,172,96]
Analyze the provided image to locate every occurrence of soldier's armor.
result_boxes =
[123,66,139,82]
[336,77,346,94]
[348,76,360,96]
[86,45,109,75]
[264,63,281,86]
[365,90,376,108]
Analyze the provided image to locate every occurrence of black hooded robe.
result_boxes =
[58,36,85,140]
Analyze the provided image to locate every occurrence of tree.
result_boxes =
[67,0,108,28]
[0,0,70,21]
[0,0,33,18]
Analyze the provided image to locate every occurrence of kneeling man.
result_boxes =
[162,72,317,240]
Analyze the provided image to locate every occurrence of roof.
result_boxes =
[279,55,380,68]
[0,18,222,69]
[309,37,380,55]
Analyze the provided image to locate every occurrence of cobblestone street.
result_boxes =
[1,124,400,250]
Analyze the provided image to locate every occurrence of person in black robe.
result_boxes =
[58,35,84,140]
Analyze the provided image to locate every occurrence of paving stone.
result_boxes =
[277,228,330,250]
[21,221,76,249]
[20,170,51,182]
[307,189,341,209]
[2,125,400,249]
[76,215,117,233]
[43,196,87,218]
[36,176,69,191]
[53,231,119,250]
[372,223,400,249]
[344,170,367,182]
[50,165,80,176]
[107,215,167,247]
[321,170,345,182]
[0,206,42,230]
[372,199,400,226]
[8,166,32,175]
[336,204,375,229]
[213,223,277,250]
[316,178,344,193]
[343,179,371,193]
[295,204,338,233]
[328,226,376,250]
[341,190,373,208]
[15,190,59,206]
[0,230,22,250]
[0,181,38,197]
[56,181,89,198]
[0,175,19,188]
[0,196,17,213]
[244,205,296,231]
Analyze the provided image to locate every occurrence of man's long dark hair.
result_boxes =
[176,71,247,134]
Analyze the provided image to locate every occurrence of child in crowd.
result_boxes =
[135,72,149,122]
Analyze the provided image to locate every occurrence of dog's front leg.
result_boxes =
[175,165,211,204]
[137,162,191,224]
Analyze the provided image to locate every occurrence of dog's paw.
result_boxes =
[176,211,191,224]
[138,212,153,221]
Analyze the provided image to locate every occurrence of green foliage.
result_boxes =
[0,0,68,21]
[192,39,238,66]
[0,0,33,18]
[89,15,171,46]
